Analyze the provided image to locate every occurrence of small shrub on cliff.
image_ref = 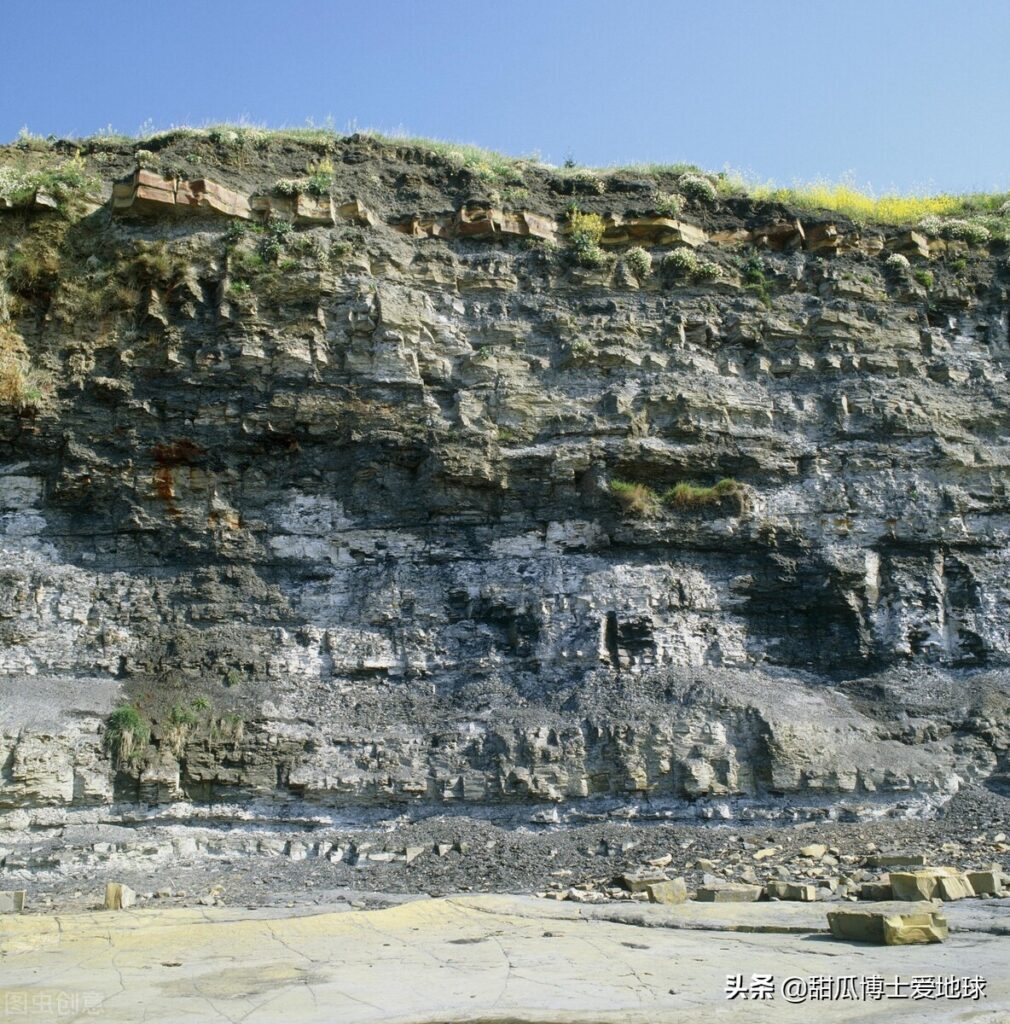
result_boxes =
[692,259,722,282]
[501,185,530,206]
[742,254,772,306]
[610,479,660,517]
[918,215,992,245]
[623,246,652,278]
[6,244,61,298]
[330,240,353,263]
[0,341,32,410]
[305,157,335,196]
[662,248,722,284]
[163,701,202,757]
[210,712,245,742]
[678,173,717,204]
[662,247,698,277]
[104,705,150,765]
[654,191,682,217]
[566,209,608,268]
[257,219,293,263]
[914,269,934,289]
[556,168,605,195]
[14,126,51,152]
[0,166,30,205]
[885,253,911,271]
[223,220,249,246]
[132,242,180,285]
[940,219,990,245]
[272,159,333,199]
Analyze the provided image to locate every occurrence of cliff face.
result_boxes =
[2,132,1009,825]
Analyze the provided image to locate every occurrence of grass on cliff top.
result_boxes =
[739,176,1010,227]
[6,122,1010,229]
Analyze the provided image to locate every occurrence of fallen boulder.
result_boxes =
[966,869,1004,897]
[866,853,928,868]
[695,883,763,903]
[890,868,974,901]
[765,880,817,902]
[646,878,688,905]
[104,883,136,910]
[827,906,947,945]
[617,868,669,893]
[0,890,27,914]
[798,843,828,859]
[858,881,893,901]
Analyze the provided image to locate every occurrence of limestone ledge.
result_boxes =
[0,686,982,812]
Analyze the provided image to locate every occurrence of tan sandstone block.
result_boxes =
[827,907,947,945]
[104,883,136,911]
[890,868,973,902]
[765,881,817,902]
[646,878,688,905]
[0,890,27,914]
[695,883,763,903]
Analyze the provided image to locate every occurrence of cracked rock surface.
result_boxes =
[1,894,1008,1023]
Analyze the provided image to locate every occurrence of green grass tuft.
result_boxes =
[104,705,151,765]
[610,479,660,517]
[663,478,743,509]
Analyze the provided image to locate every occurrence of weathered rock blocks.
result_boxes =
[827,907,948,945]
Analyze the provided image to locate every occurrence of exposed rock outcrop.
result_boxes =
[2,133,1010,828]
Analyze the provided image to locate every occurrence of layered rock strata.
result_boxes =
[1,134,1010,831]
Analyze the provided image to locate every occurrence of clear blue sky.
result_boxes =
[3,0,1009,194]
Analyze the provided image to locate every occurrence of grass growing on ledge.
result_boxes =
[103,705,150,765]
[609,479,660,516]
[611,478,745,516]
[663,478,744,508]
[0,152,98,211]
[0,326,49,412]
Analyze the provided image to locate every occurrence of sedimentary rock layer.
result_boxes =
[2,133,1009,822]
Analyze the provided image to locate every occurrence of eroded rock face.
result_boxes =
[2,134,1010,821]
